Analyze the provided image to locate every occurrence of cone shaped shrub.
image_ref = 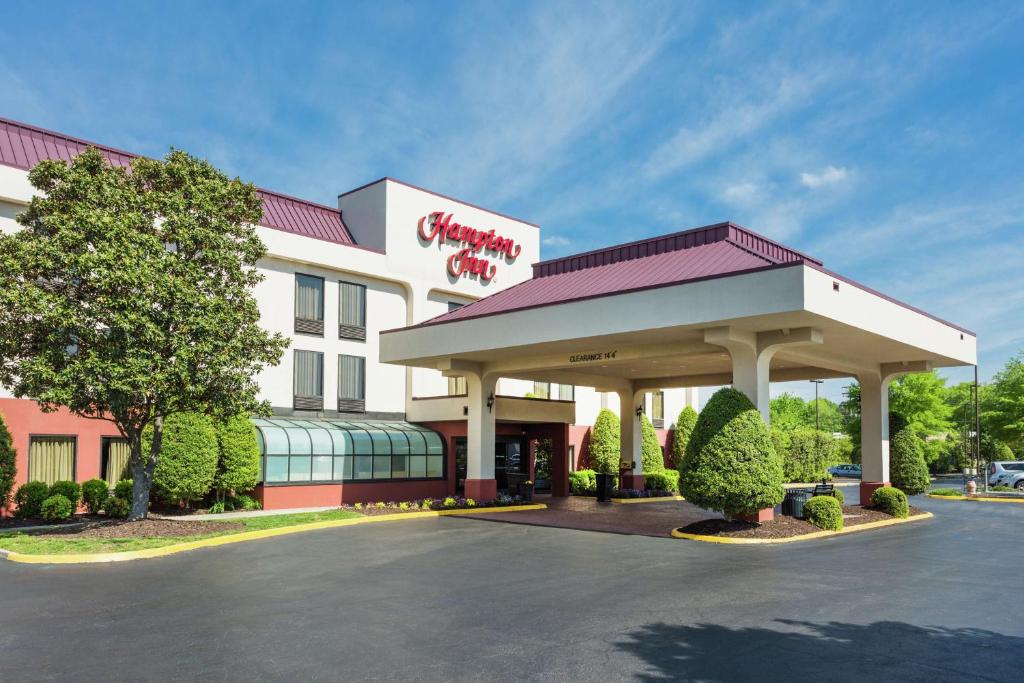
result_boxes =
[670,406,698,469]
[890,427,930,495]
[0,411,15,510]
[590,409,620,475]
[148,413,218,506]
[215,414,260,496]
[679,387,785,517]
[641,414,663,473]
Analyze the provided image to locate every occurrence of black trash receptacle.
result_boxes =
[783,489,812,518]
[595,473,613,503]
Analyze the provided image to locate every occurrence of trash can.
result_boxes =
[595,473,613,503]
[783,489,812,518]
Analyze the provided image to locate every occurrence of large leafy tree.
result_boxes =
[0,148,288,519]
[985,352,1024,453]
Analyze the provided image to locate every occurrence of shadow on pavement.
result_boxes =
[617,619,1019,682]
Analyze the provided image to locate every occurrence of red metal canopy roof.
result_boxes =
[0,116,356,246]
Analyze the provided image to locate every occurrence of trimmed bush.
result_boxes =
[590,409,620,475]
[41,494,73,522]
[644,468,679,493]
[569,469,596,494]
[679,387,785,518]
[14,481,50,518]
[148,413,219,506]
[670,406,698,470]
[113,478,133,502]
[81,478,110,514]
[832,486,845,506]
[804,495,843,530]
[225,493,261,511]
[890,427,930,495]
[0,411,15,510]
[781,430,838,483]
[871,486,909,518]
[48,480,81,507]
[641,414,663,473]
[105,496,130,518]
[215,414,260,497]
[929,487,961,496]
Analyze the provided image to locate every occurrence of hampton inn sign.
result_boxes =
[418,211,523,281]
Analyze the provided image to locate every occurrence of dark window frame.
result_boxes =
[337,353,366,413]
[294,272,326,336]
[338,280,367,341]
[293,349,325,411]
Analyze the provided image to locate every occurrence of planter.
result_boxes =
[595,473,613,503]
[520,484,534,503]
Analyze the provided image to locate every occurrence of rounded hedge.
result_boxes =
[0,410,15,510]
[679,387,785,518]
[148,413,219,505]
[114,478,133,502]
[569,469,596,494]
[590,409,620,475]
[644,468,679,493]
[804,495,843,530]
[81,478,109,514]
[105,496,130,518]
[670,406,698,470]
[48,480,81,507]
[14,481,50,518]
[41,494,73,522]
[215,414,260,495]
[871,486,909,518]
[832,486,845,506]
[641,414,663,473]
[889,427,930,495]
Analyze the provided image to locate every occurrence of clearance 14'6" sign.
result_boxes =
[417,211,522,282]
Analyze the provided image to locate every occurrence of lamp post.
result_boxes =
[810,380,824,432]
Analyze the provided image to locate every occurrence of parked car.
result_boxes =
[828,463,862,479]
[988,461,1024,487]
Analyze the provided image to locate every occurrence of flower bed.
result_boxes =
[676,504,925,540]
[347,493,527,516]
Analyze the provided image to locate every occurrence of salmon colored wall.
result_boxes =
[0,398,122,516]
[569,424,677,471]
[257,484,341,509]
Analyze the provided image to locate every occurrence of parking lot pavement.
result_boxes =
[1,494,1020,682]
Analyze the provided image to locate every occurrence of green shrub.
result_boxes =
[0,411,15,510]
[889,427,930,495]
[41,494,73,522]
[590,409,620,475]
[679,387,785,518]
[113,478,133,502]
[104,496,130,518]
[569,469,596,494]
[644,469,679,493]
[832,486,845,506]
[670,406,698,470]
[871,486,909,518]
[81,478,109,514]
[990,485,1016,492]
[641,414,663,473]
[781,430,838,483]
[804,495,843,530]
[229,493,261,511]
[215,414,260,497]
[208,501,225,514]
[929,487,962,496]
[148,413,218,506]
[48,480,81,507]
[833,437,854,466]
[14,481,50,518]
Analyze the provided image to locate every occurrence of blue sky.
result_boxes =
[3,1,1022,403]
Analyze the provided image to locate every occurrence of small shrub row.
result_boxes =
[569,469,597,494]
[41,494,74,522]
[343,495,528,514]
[870,486,909,518]
[612,488,676,499]
[14,480,81,519]
[803,495,843,531]
[644,469,679,493]
[929,487,962,497]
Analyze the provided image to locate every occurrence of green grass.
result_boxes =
[929,488,963,496]
[0,509,363,556]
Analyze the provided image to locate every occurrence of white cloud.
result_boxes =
[800,165,849,188]
[542,235,571,247]
[720,181,760,203]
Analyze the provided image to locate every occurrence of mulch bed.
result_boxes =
[8,518,244,540]
[0,515,99,530]
[678,505,925,539]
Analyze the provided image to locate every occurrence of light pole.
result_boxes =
[810,380,824,432]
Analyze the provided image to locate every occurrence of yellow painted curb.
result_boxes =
[0,504,547,565]
[611,495,685,504]
[670,511,934,545]
[927,494,1024,503]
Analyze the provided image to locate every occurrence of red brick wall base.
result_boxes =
[465,478,497,501]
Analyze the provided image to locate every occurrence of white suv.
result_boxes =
[988,461,1024,489]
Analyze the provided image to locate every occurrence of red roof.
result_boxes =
[0,116,356,246]
[415,222,817,327]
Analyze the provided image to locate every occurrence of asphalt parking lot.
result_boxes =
[1,494,1020,682]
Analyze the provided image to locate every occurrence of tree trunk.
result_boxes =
[127,416,164,520]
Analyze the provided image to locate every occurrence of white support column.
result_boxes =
[617,384,645,489]
[684,387,700,411]
[464,371,499,501]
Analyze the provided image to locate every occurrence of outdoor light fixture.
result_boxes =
[487,392,495,412]
[635,405,644,419]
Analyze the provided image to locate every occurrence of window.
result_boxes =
[339,281,366,341]
[600,392,609,410]
[569,444,576,472]
[652,391,665,429]
[448,376,467,396]
[533,382,550,399]
[338,354,366,413]
[293,350,324,410]
[255,418,445,484]
[448,301,465,312]
[294,273,325,335]
[29,436,75,485]
[101,437,131,487]
[558,384,575,401]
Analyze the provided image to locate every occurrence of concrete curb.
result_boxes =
[926,494,1024,504]
[670,511,934,545]
[0,504,547,565]
[611,495,686,505]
